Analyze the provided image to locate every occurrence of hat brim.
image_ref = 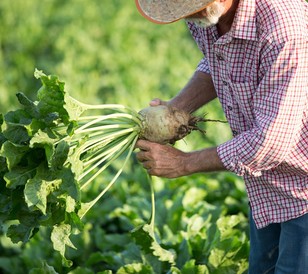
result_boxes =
[135,0,215,24]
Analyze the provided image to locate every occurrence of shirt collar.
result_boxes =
[229,0,257,41]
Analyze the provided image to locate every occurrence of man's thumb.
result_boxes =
[150,98,167,106]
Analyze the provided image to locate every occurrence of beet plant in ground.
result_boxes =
[0,70,210,267]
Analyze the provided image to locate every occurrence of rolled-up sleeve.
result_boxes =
[217,37,308,177]
[196,57,211,74]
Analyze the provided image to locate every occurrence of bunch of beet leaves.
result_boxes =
[0,69,208,266]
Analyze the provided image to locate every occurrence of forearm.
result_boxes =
[168,71,217,113]
[183,147,226,175]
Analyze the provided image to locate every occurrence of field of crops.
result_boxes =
[0,1,249,273]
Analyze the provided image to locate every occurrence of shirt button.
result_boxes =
[227,105,233,111]
[216,54,224,61]
[232,130,238,136]
[222,80,228,85]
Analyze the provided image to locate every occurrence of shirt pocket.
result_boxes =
[229,81,256,123]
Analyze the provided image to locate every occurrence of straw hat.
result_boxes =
[135,0,216,24]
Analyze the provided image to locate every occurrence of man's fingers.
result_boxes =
[149,98,162,106]
[136,150,148,161]
[149,98,168,106]
[135,139,155,151]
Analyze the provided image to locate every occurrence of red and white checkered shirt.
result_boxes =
[187,0,308,228]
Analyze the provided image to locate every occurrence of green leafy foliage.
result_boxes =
[0,71,83,266]
[0,70,144,267]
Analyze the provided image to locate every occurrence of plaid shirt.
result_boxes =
[187,0,308,228]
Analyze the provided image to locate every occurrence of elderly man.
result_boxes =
[135,0,308,273]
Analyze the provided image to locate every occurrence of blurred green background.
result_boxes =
[0,1,249,273]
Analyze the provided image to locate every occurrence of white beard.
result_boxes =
[185,2,225,28]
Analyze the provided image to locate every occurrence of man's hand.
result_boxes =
[135,139,226,178]
[135,139,188,178]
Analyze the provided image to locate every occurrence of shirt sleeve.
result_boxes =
[196,58,211,74]
[217,37,308,177]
